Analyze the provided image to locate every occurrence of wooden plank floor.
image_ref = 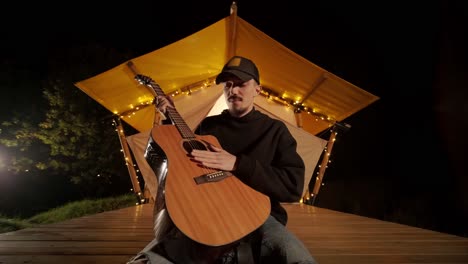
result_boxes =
[0,203,467,264]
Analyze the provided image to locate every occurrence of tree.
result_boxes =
[0,115,42,173]
[0,42,139,198]
[0,79,133,197]
[42,79,134,196]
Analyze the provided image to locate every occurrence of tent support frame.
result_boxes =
[114,118,148,204]
[303,125,338,205]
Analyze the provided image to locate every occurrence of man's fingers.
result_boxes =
[155,95,175,112]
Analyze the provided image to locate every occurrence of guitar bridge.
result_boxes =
[194,171,232,185]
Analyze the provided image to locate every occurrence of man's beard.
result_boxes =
[228,96,250,117]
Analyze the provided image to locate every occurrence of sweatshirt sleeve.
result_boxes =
[234,125,305,203]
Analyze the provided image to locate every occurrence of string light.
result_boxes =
[113,118,149,205]
[114,77,336,125]
[302,126,341,205]
[259,87,335,123]
[112,78,342,206]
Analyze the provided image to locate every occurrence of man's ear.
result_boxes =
[256,85,262,95]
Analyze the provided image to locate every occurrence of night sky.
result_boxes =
[1,1,467,237]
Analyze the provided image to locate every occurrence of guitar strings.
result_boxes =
[165,102,214,175]
[150,80,214,176]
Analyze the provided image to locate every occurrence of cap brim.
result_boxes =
[215,70,254,84]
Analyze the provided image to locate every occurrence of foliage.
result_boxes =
[0,81,131,197]
[37,80,130,194]
[0,116,43,173]
[0,194,137,234]
[0,216,31,233]
[0,43,139,197]
[27,193,137,224]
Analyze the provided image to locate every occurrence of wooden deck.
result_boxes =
[0,203,467,264]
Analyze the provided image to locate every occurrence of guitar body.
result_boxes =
[151,125,271,246]
[127,70,271,247]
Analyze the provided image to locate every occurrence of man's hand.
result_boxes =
[191,145,237,171]
[155,95,175,113]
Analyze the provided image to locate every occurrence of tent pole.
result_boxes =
[307,126,338,205]
[113,118,146,204]
[228,1,238,57]
[299,73,327,104]
[294,108,303,128]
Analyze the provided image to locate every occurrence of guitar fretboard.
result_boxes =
[148,81,196,140]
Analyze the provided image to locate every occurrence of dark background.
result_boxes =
[1,0,467,236]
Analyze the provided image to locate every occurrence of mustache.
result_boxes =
[228,95,242,101]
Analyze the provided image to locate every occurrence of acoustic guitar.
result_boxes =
[128,62,271,246]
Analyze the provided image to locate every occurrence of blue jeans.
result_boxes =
[129,215,318,264]
[255,215,317,264]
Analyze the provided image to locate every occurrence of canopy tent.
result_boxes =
[74,5,379,201]
[75,9,378,136]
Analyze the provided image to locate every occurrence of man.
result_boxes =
[129,56,317,264]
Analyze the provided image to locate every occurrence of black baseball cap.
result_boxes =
[215,56,260,84]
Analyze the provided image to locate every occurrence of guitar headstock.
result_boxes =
[134,74,154,86]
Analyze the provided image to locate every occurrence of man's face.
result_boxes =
[222,78,261,118]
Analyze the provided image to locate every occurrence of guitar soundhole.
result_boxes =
[182,140,207,153]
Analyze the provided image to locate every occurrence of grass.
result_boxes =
[0,217,31,233]
[0,193,138,234]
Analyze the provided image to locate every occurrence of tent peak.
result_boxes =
[230,1,238,15]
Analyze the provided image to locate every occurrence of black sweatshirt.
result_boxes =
[194,108,305,225]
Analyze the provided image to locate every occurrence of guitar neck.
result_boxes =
[148,81,195,140]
